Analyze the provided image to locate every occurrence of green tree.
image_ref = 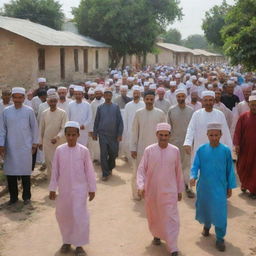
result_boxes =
[1,0,64,30]
[72,0,182,68]
[222,0,256,71]
[162,28,182,45]
[202,0,231,48]
[182,34,209,49]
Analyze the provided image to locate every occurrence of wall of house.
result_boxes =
[0,29,110,89]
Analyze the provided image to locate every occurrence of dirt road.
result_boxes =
[0,159,255,256]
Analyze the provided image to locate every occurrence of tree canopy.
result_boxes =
[1,0,64,30]
[182,34,208,49]
[162,28,182,45]
[221,0,256,71]
[202,0,231,48]
[72,0,182,68]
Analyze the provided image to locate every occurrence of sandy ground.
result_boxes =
[0,159,256,256]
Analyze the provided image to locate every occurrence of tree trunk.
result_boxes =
[122,54,127,70]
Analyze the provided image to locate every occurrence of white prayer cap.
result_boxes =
[191,75,197,80]
[12,87,25,95]
[74,86,84,92]
[69,84,76,89]
[175,73,181,79]
[231,76,238,82]
[47,88,56,95]
[149,84,157,90]
[249,95,256,102]
[94,86,104,93]
[47,92,59,99]
[175,88,187,96]
[144,82,150,87]
[85,81,92,86]
[208,84,213,89]
[113,74,119,79]
[120,85,128,91]
[57,86,67,91]
[202,90,215,98]
[156,87,165,93]
[38,77,46,83]
[207,122,222,131]
[127,77,134,82]
[170,81,177,86]
[65,121,80,130]
[104,87,113,93]
[252,90,256,95]
[88,88,95,95]
[156,122,171,132]
[198,77,205,83]
[132,85,141,92]
[90,82,98,88]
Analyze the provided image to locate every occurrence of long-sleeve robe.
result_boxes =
[57,99,72,116]
[137,143,184,253]
[0,105,39,175]
[40,108,67,178]
[190,143,236,229]
[214,102,233,129]
[154,99,171,114]
[233,111,256,193]
[165,90,177,106]
[168,105,193,186]
[184,108,233,162]
[68,101,92,146]
[49,143,96,247]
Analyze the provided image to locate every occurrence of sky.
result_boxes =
[0,0,235,38]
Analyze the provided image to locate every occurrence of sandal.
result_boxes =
[60,244,71,254]
[75,247,87,256]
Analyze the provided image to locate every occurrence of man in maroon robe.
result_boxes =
[233,95,256,199]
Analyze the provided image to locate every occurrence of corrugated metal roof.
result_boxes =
[0,16,111,48]
[157,42,195,54]
[192,49,222,57]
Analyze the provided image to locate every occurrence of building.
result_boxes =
[0,16,110,88]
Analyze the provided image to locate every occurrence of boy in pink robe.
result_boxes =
[137,123,184,256]
[49,121,96,256]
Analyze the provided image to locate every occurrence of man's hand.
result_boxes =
[49,191,56,200]
[32,144,37,155]
[92,135,97,141]
[51,136,59,144]
[227,189,232,198]
[80,125,85,130]
[190,178,196,187]
[138,189,145,199]
[131,151,137,159]
[178,193,182,201]
[235,146,240,156]
[184,145,191,155]
[117,136,122,142]
[38,144,43,151]
[89,132,93,137]
[0,146,5,158]
[88,192,95,201]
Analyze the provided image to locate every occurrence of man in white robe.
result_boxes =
[184,91,232,163]
[165,81,177,106]
[68,86,92,146]
[130,91,166,200]
[57,86,72,115]
[39,93,67,179]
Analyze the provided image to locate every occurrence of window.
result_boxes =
[95,50,99,69]
[60,48,65,79]
[83,49,88,73]
[155,54,159,63]
[38,48,45,70]
[74,49,79,72]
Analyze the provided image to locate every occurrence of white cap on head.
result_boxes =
[156,122,171,132]
[69,84,76,89]
[38,77,46,83]
[175,73,181,79]
[191,75,197,80]
[149,84,157,90]
[47,88,56,95]
[57,86,67,91]
[65,121,80,130]
[132,85,141,92]
[120,85,128,91]
[144,82,150,87]
[47,92,59,99]
[227,80,234,85]
[175,88,187,96]
[74,86,84,92]
[202,90,215,98]
[12,87,25,95]
[104,87,112,93]
[94,86,104,93]
[88,88,95,95]
[249,95,256,102]
[170,81,177,86]
[198,77,205,83]
[207,122,222,131]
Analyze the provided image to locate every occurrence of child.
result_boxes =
[190,122,236,252]
[49,121,96,256]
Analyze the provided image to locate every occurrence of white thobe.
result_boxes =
[68,101,92,146]
[165,90,177,106]
[57,99,72,116]
[31,96,43,117]
[184,108,233,162]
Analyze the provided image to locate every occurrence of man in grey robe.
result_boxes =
[113,85,132,109]
[168,89,194,198]
[0,87,39,205]
[154,87,171,115]
[93,88,123,181]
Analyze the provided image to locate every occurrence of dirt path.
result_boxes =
[0,159,255,256]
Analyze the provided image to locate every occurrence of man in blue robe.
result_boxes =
[190,122,236,252]
[0,87,39,205]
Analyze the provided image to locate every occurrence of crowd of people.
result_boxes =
[0,63,255,256]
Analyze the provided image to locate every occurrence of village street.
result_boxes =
[0,159,255,256]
